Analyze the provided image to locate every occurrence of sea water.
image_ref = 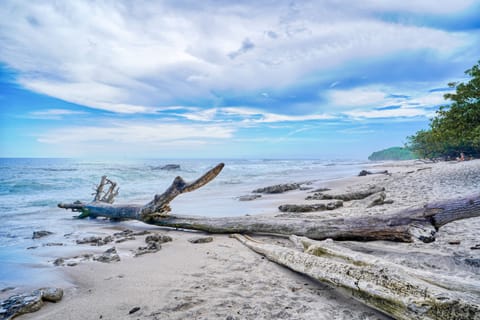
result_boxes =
[0,158,370,289]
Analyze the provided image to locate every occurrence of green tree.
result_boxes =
[408,60,480,159]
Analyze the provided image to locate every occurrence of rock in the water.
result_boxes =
[93,247,120,263]
[53,258,65,266]
[158,164,181,170]
[278,200,343,213]
[188,236,213,244]
[252,183,300,194]
[238,194,262,201]
[0,288,63,320]
[464,258,480,268]
[32,230,53,239]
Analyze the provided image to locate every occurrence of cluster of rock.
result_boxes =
[0,287,63,320]
[252,183,301,194]
[134,233,172,257]
[239,182,309,201]
[279,200,343,213]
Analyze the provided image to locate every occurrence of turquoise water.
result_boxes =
[0,158,369,289]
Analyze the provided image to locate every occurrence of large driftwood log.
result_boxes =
[232,234,480,320]
[59,163,480,243]
[59,163,225,219]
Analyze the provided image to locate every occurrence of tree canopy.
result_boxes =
[368,147,417,161]
[407,61,480,159]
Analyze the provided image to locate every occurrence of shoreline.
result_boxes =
[4,159,480,319]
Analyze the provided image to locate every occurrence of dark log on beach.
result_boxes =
[59,164,480,242]
[232,234,480,320]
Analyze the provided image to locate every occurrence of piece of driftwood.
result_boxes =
[59,165,480,242]
[232,234,480,320]
[59,163,225,220]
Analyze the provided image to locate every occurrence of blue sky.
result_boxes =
[1,1,479,159]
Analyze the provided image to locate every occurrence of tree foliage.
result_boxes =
[368,147,417,161]
[407,61,480,159]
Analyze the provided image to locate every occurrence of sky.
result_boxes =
[0,1,479,159]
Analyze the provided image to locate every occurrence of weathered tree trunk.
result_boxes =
[58,163,480,243]
[232,234,480,320]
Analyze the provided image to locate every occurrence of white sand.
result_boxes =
[16,159,480,319]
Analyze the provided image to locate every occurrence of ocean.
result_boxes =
[0,158,371,290]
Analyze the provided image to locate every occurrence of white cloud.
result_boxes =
[0,1,472,114]
[37,122,234,144]
[177,107,335,123]
[329,88,387,108]
[28,108,86,119]
[344,108,428,119]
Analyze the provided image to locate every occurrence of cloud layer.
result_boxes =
[1,1,479,157]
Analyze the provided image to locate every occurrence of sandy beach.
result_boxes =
[6,159,480,319]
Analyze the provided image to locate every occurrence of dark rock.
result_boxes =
[448,240,461,245]
[278,200,343,213]
[0,288,63,320]
[0,287,15,293]
[113,229,134,237]
[188,236,213,244]
[131,230,151,236]
[146,233,173,244]
[252,183,301,194]
[115,236,136,243]
[43,242,64,247]
[129,306,141,314]
[40,287,63,302]
[32,231,53,239]
[306,185,385,201]
[93,247,120,263]
[134,242,162,257]
[464,258,480,268]
[157,164,181,170]
[238,194,262,201]
[358,170,389,176]
[309,188,331,193]
[76,235,112,246]
[134,233,172,257]
[53,258,65,266]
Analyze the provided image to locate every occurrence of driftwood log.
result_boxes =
[59,163,480,243]
[232,234,480,320]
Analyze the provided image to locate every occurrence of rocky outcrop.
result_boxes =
[278,200,343,213]
[188,236,213,244]
[0,287,63,320]
[252,183,301,194]
[306,186,385,201]
[238,194,262,201]
[93,247,120,263]
[154,164,181,170]
[358,170,389,176]
[134,233,172,257]
[32,230,53,239]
